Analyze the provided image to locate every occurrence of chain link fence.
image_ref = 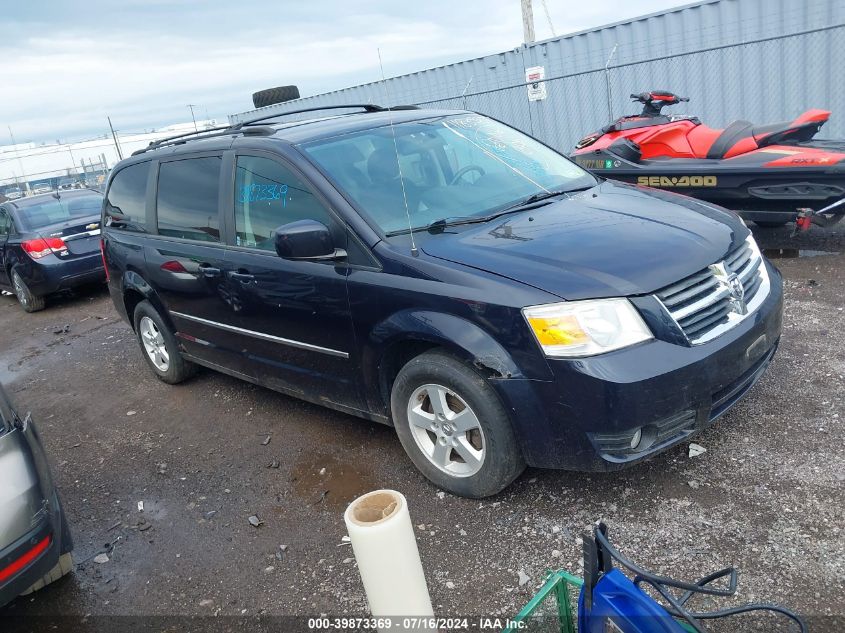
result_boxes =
[415,23,845,155]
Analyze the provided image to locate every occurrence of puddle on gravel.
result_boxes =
[0,350,37,385]
[763,248,840,259]
[289,452,379,511]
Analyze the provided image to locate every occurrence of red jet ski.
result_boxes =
[571,91,845,228]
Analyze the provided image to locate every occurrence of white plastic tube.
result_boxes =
[344,490,434,627]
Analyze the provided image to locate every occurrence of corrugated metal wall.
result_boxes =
[230,0,845,151]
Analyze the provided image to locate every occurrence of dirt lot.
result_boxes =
[0,223,843,632]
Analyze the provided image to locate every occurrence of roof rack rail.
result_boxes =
[130,103,422,157]
[240,103,416,126]
[131,125,236,156]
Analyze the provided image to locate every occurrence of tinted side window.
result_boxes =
[105,162,150,232]
[156,157,221,242]
[0,209,11,235]
[234,156,334,251]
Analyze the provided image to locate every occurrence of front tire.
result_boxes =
[391,350,525,498]
[11,269,46,312]
[132,300,196,384]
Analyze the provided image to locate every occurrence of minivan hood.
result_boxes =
[419,180,748,300]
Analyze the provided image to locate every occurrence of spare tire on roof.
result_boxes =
[252,85,300,109]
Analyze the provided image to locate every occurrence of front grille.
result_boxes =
[655,235,769,344]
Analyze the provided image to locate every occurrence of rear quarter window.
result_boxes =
[105,162,150,232]
[156,157,222,242]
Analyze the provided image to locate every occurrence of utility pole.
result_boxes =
[7,126,27,191]
[187,104,199,132]
[521,0,536,44]
[67,143,77,175]
[107,117,123,161]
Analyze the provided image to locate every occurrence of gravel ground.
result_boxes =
[0,222,842,632]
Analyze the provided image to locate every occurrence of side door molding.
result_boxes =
[169,310,349,358]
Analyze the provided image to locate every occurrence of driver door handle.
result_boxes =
[229,271,255,282]
[197,263,221,278]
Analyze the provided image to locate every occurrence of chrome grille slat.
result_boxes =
[683,307,731,338]
[725,244,751,268]
[660,278,720,308]
[679,298,731,329]
[730,253,754,275]
[658,269,713,299]
[672,286,732,321]
[655,236,770,344]
[737,254,762,285]
[744,275,763,301]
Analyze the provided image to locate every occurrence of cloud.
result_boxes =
[0,0,687,142]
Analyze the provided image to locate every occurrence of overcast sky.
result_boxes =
[0,0,689,143]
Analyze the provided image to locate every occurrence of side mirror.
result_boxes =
[273,220,346,261]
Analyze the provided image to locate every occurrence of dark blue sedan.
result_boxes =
[0,189,105,312]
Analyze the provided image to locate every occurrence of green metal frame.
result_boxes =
[504,570,583,633]
[504,570,698,633]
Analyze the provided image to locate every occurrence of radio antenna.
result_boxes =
[377,47,418,256]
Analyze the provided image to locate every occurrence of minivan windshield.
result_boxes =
[15,193,103,230]
[301,114,597,234]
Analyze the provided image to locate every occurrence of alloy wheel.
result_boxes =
[139,316,170,372]
[12,274,28,308]
[406,383,486,477]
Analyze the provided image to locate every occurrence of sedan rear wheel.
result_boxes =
[11,270,45,313]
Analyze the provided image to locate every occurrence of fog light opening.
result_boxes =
[630,428,642,450]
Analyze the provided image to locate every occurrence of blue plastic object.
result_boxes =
[577,569,689,633]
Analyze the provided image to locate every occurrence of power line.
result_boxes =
[540,0,556,38]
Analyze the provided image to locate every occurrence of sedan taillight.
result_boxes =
[0,534,52,583]
[21,237,68,259]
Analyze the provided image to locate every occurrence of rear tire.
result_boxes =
[132,300,196,384]
[19,552,73,596]
[391,350,525,498]
[252,85,300,109]
[11,269,46,312]
[754,220,788,228]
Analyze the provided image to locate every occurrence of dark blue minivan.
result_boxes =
[101,107,782,497]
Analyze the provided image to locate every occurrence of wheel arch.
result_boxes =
[122,270,173,332]
[363,310,530,419]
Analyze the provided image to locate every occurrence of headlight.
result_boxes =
[522,298,653,358]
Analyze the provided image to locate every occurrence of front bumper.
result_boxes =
[16,253,105,297]
[494,263,784,470]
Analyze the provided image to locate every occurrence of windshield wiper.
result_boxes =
[386,185,598,237]
[500,184,595,213]
[424,190,575,234]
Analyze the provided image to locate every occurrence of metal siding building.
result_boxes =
[230,0,845,151]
